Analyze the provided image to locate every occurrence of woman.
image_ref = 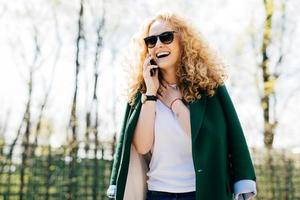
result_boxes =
[107,12,257,200]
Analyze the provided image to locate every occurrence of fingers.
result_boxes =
[145,65,158,76]
[143,53,154,71]
[144,55,157,74]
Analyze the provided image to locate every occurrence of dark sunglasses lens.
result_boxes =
[144,36,157,48]
[160,32,174,44]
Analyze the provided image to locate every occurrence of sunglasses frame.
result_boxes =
[144,31,176,48]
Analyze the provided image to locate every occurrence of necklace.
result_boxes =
[168,83,178,90]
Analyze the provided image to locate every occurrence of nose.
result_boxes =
[155,38,164,48]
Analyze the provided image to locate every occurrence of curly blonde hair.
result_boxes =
[124,12,228,106]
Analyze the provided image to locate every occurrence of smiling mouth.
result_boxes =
[156,52,170,59]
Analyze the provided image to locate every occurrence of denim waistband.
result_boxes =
[147,190,196,198]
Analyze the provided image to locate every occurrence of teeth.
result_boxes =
[156,51,170,58]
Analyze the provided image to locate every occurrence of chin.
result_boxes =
[157,59,177,70]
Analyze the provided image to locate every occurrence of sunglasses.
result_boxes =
[144,31,176,48]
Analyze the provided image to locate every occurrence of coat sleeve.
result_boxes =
[107,102,132,198]
[217,84,256,184]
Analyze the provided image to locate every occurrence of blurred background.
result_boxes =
[0,0,299,199]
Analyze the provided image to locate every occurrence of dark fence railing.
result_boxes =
[0,142,113,200]
[251,148,300,200]
[0,142,299,200]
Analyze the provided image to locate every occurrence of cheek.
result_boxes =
[148,48,156,56]
[170,40,181,57]
[171,45,181,59]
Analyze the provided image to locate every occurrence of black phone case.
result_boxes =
[150,59,157,76]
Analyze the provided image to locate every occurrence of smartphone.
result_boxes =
[150,59,158,76]
[149,59,163,88]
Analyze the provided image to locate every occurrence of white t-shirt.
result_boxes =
[146,99,196,193]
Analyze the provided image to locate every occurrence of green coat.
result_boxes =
[109,84,256,200]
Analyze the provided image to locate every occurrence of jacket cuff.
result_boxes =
[233,180,257,200]
[106,185,117,199]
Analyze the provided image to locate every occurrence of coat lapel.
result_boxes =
[189,95,207,144]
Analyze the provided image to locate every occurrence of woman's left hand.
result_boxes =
[157,80,182,109]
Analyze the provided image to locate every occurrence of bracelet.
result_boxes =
[170,98,182,110]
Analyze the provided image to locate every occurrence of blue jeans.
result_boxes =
[146,190,196,200]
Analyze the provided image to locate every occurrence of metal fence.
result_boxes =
[0,142,300,200]
[0,143,112,200]
[251,148,300,200]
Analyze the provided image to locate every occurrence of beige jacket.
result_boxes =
[123,144,150,200]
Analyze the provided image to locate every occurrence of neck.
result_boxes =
[161,67,178,85]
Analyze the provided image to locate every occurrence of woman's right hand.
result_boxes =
[142,54,159,95]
